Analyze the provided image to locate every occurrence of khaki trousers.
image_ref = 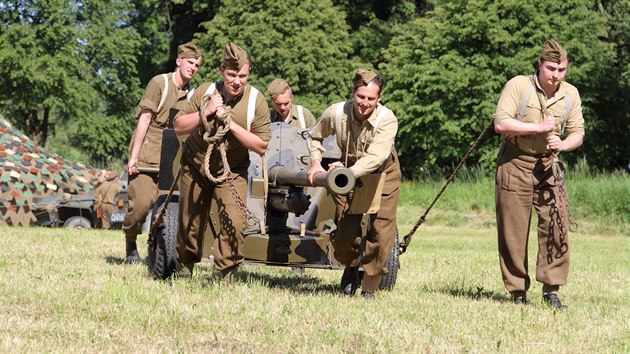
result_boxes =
[332,156,401,277]
[100,203,115,230]
[496,141,570,293]
[176,148,247,271]
[123,172,158,241]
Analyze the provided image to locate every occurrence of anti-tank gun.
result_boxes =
[147,122,398,291]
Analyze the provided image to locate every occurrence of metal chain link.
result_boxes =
[227,176,259,225]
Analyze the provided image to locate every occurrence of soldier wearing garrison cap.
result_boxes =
[493,39,584,309]
[267,78,316,129]
[123,41,203,263]
[307,68,401,299]
[173,42,270,279]
[95,170,121,230]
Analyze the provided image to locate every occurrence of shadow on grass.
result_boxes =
[192,267,342,295]
[105,255,147,266]
[434,285,509,303]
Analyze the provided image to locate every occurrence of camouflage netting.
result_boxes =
[0,118,99,226]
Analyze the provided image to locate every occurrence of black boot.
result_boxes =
[125,241,140,264]
[340,266,361,295]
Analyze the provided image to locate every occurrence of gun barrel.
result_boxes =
[135,166,160,174]
[269,165,355,195]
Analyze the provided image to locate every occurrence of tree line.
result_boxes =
[1,0,627,177]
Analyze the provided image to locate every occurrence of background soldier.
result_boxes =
[266,78,316,129]
[94,170,121,230]
[493,39,584,309]
[307,68,401,299]
[122,43,203,263]
[173,43,271,279]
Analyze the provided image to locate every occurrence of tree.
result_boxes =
[381,0,611,177]
[0,0,144,149]
[194,0,356,115]
[588,0,630,170]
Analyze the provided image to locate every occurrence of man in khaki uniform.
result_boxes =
[307,68,401,299]
[267,78,316,129]
[173,43,271,279]
[123,42,203,263]
[94,170,121,230]
[493,40,584,309]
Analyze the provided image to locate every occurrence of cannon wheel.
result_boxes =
[147,194,179,279]
[338,227,400,291]
[378,228,400,291]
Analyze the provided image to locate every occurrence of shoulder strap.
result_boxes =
[516,77,534,121]
[247,87,259,131]
[373,105,390,132]
[297,105,306,129]
[204,83,216,96]
[157,74,169,112]
[562,93,571,134]
[334,102,345,149]
[186,87,196,100]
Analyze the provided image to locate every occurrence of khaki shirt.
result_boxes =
[493,74,584,154]
[131,72,194,166]
[135,72,194,126]
[270,105,316,129]
[175,82,271,171]
[95,180,121,206]
[308,101,398,178]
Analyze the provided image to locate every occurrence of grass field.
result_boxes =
[1,174,628,352]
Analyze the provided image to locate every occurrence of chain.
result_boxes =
[227,175,259,226]
[546,159,574,264]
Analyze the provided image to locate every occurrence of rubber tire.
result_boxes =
[147,195,179,280]
[63,216,92,229]
[378,228,400,291]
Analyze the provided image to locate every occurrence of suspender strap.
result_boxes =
[297,105,306,129]
[204,83,216,96]
[518,76,571,134]
[334,101,345,149]
[562,94,571,134]
[516,79,533,121]
[157,74,169,112]
[247,87,259,131]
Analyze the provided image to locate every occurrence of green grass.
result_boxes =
[1,221,629,352]
[1,171,628,352]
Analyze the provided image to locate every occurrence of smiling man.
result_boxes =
[493,39,585,309]
[307,68,401,299]
[173,43,270,280]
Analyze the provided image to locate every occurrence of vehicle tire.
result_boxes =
[147,195,179,280]
[379,228,400,291]
[63,216,92,229]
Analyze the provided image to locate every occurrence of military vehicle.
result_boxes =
[146,122,400,290]
[32,171,151,231]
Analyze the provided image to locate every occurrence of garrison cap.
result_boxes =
[105,170,117,181]
[222,42,249,70]
[177,42,202,59]
[352,68,378,89]
[267,78,290,99]
[540,39,567,63]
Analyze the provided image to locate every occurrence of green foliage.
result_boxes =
[195,0,356,115]
[381,0,610,177]
[0,0,144,157]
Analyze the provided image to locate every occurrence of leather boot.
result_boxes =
[125,241,140,264]
[340,266,361,295]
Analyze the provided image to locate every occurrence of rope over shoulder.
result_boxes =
[398,120,494,255]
